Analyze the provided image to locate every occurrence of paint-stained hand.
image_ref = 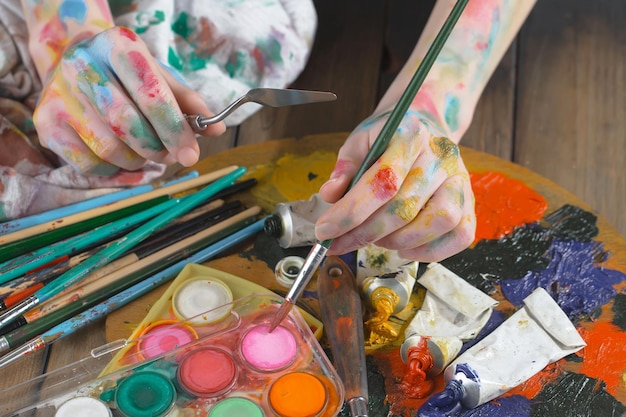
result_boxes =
[33,27,225,176]
[316,111,476,262]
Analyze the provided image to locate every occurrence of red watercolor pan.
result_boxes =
[177,347,238,397]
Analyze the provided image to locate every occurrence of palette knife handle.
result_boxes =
[318,256,369,417]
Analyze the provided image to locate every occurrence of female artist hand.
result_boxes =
[33,26,225,176]
[316,110,476,262]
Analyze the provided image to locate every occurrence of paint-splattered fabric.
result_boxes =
[0,0,316,220]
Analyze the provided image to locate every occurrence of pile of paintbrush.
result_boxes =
[0,166,265,367]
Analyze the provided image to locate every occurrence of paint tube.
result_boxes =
[356,244,418,344]
[399,263,498,397]
[418,287,586,416]
[263,193,332,248]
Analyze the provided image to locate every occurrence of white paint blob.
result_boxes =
[173,277,233,325]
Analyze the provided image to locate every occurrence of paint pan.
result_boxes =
[102,262,323,372]
[115,371,178,417]
[55,397,112,417]
[1,294,344,417]
[136,320,198,360]
[172,277,233,325]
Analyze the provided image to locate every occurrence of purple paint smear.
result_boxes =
[417,394,531,417]
[501,239,626,320]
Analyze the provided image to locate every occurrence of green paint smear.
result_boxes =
[256,37,283,64]
[226,51,248,78]
[168,47,183,71]
[444,93,460,131]
[172,12,193,39]
[188,52,207,71]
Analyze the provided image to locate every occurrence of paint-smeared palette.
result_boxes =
[1,294,344,417]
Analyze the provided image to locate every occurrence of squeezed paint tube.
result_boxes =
[419,287,586,416]
[400,262,498,398]
[356,244,418,344]
[263,193,332,248]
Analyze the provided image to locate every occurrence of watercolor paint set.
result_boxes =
[1,267,344,417]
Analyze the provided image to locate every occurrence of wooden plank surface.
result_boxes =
[515,0,626,238]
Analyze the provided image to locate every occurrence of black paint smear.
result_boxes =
[240,232,311,271]
[530,372,626,417]
[440,224,553,293]
[612,293,626,331]
[543,204,599,242]
[308,172,319,181]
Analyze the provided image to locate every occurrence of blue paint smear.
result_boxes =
[500,239,626,320]
[417,394,531,417]
[444,94,460,131]
[59,0,87,24]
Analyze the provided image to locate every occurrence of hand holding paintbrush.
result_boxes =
[269,0,470,331]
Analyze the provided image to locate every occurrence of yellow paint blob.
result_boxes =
[271,152,336,201]
[269,372,327,417]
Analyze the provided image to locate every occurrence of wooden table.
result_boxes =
[2,134,624,417]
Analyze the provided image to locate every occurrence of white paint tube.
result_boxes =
[420,287,586,415]
[263,193,331,248]
[399,263,497,396]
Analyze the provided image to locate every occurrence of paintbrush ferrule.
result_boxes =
[0,336,8,355]
[269,242,328,332]
[284,242,328,302]
[348,397,369,417]
[0,337,45,368]
[0,295,39,331]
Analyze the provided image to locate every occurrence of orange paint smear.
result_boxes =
[470,171,547,243]
[577,321,626,397]
[371,349,446,416]
[506,362,563,399]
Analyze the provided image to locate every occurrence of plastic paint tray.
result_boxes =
[0,293,344,417]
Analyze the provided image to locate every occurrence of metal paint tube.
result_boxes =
[399,263,498,398]
[264,193,332,248]
[357,244,418,314]
[355,244,418,344]
[419,287,586,415]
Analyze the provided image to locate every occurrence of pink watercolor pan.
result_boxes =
[2,294,344,417]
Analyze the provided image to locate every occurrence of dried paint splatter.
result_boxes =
[441,224,553,293]
[531,372,626,417]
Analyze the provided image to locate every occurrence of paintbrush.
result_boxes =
[0,218,265,366]
[0,167,247,332]
[269,0,470,331]
[0,206,260,337]
[0,166,239,246]
[0,171,199,236]
[318,256,369,417]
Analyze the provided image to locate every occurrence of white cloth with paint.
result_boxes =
[0,0,317,220]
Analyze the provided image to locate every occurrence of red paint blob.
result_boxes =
[178,347,237,397]
[400,340,435,398]
[370,166,399,200]
[471,171,547,243]
[119,26,138,41]
[371,349,446,416]
[127,51,160,98]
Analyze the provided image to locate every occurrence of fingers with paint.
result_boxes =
[316,0,537,262]
[22,0,225,175]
